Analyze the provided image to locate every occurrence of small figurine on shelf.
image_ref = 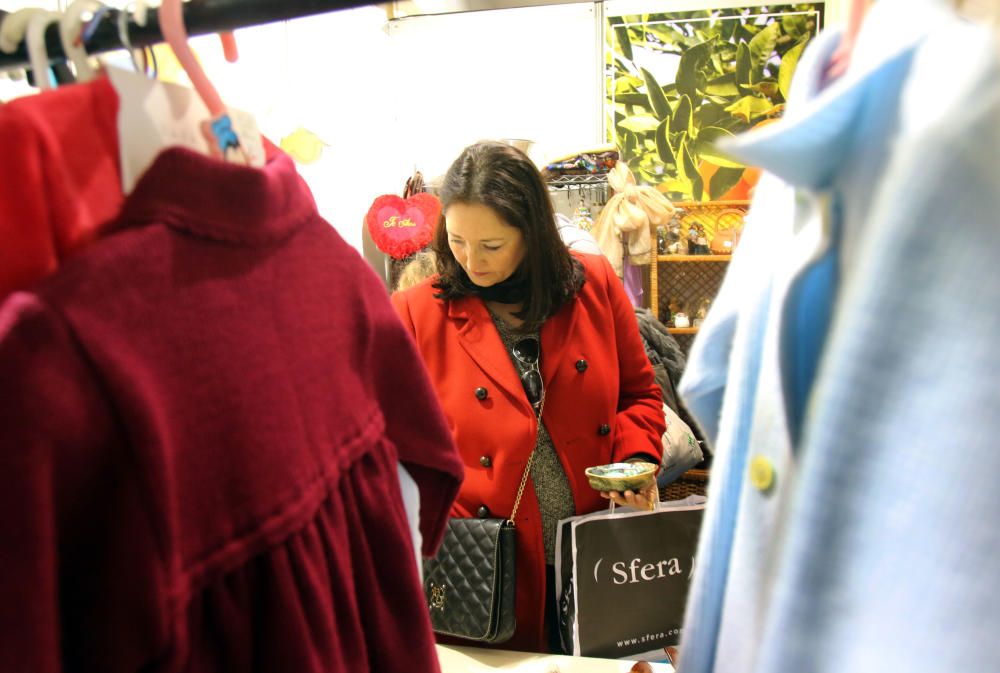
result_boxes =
[656,225,667,254]
[694,297,712,327]
[667,296,685,326]
[696,224,711,254]
[687,224,701,255]
[696,224,709,255]
[666,211,684,254]
[687,223,710,255]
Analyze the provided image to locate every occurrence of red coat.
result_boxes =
[0,76,123,298]
[391,251,664,652]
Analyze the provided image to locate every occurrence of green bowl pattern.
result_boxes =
[585,461,658,492]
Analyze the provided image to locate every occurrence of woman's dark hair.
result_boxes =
[432,141,585,331]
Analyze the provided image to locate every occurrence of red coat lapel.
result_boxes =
[447,294,582,404]
[446,296,525,405]
[540,296,580,389]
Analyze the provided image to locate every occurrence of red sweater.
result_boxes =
[0,145,463,672]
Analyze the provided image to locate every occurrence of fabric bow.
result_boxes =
[593,162,675,275]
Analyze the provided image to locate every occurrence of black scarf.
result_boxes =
[457,267,529,305]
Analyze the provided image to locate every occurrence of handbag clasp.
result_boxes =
[428,583,446,611]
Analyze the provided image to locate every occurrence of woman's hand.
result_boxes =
[600,479,658,510]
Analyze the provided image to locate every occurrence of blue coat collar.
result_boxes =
[719,0,949,190]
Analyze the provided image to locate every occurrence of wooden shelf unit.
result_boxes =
[649,201,749,353]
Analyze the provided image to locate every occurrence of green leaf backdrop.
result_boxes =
[606,4,823,201]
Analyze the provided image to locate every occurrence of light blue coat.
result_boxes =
[678,2,1000,671]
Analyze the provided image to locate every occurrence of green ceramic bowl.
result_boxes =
[585,462,658,493]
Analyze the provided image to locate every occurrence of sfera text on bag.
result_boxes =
[606,556,688,584]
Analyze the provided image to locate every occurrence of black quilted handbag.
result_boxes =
[423,446,538,644]
[423,517,517,643]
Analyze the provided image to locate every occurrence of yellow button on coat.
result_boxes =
[749,455,775,492]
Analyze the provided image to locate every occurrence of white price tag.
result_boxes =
[108,65,264,194]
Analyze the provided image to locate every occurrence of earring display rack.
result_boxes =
[0,0,368,71]
[545,174,609,188]
[546,175,609,221]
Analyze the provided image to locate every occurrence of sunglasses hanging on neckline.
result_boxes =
[513,337,544,413]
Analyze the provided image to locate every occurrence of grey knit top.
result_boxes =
[488,309,576,564]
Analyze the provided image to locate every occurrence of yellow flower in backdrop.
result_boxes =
[280,127,328,165]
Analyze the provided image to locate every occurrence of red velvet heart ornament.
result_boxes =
[365,193,441,260]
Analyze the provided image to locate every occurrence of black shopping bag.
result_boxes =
[555,497,705,659]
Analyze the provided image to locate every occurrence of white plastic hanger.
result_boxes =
[59,0,104,82]
[116,3,147,76]
[0,7,50,81]
[133,0,149,28]
[0,8,48,54]
[25,10,62,91]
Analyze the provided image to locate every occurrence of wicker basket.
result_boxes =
[659,468,710,502]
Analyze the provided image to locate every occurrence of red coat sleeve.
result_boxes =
[390,288,415,335]
[596,255,666,464]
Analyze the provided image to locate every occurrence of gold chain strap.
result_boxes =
[509,398,544,523]
[509,448,536,523]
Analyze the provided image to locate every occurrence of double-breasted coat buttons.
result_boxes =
[479,456,492,468]
[598,423,611,436]
[575,359,588,372]
[477,505,491,518]
[475,386,488,400]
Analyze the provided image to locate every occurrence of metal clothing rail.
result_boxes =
[0,0,370,71]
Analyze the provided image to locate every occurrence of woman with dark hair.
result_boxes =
[391,141,664,653]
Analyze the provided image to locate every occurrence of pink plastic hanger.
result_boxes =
[824,0,869,84]
[157,0,243,159]
[158,0,226,117]
[219,32,238,63]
